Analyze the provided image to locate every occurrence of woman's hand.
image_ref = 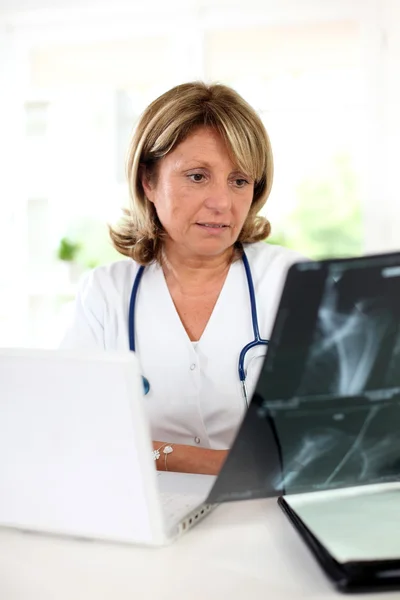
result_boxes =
[152,441,228,476]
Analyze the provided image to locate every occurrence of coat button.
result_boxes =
[190,363,196,370]
[194,437,201,444]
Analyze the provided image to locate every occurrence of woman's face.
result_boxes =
[142,126,254,260]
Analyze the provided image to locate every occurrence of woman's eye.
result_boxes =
[234,178,249,188]
[189,173,205,182]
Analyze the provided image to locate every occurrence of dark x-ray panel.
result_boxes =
[208,253,400,504]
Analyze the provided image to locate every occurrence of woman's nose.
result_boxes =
[204,181,232,212]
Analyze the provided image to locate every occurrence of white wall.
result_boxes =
[362,0,400,252]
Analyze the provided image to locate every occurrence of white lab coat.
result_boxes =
[61,242,303,449]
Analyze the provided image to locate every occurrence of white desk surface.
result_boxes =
[1,498,399,600]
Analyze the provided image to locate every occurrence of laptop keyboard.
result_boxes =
[156,471,215,529]
[159,490,204,524]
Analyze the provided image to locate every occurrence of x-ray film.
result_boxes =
[208,252,400,503]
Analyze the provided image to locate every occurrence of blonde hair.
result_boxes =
[109,81,274,264]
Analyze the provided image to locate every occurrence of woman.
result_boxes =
[61,81,303,475]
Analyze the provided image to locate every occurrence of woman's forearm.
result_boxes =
[153,441,228,475]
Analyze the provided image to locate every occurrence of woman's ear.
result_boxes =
[139,164,155,203]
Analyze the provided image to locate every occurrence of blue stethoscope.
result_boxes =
[128,251,269,407]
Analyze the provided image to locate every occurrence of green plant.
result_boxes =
[267,153,363,259]
[57,237,81,262]
[65,217,121,268]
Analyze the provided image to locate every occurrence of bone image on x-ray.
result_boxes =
[296,275,392,398]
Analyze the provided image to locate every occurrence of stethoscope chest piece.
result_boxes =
[142,376,150,395]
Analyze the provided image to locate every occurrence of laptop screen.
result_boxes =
[208,252,400,503]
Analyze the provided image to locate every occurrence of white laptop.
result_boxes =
[0,348,216,546]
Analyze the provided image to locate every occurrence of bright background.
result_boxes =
[0,0,399,347]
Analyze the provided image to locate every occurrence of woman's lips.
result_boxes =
[196,223,230,234]
[196,222,229,228]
